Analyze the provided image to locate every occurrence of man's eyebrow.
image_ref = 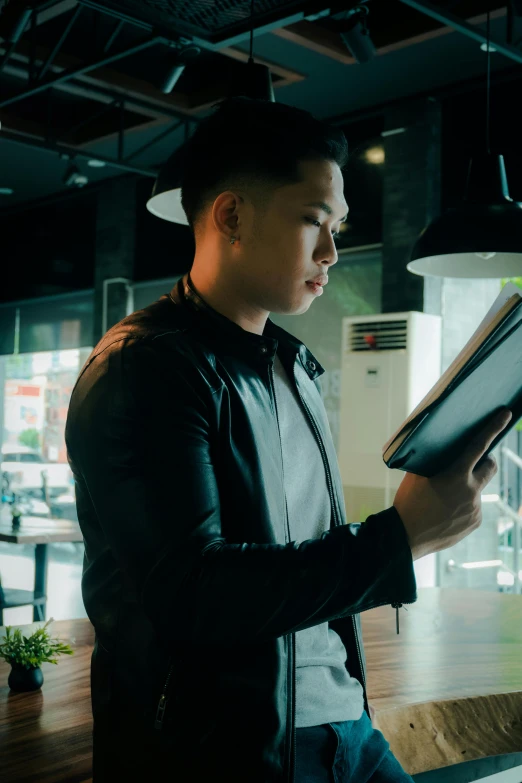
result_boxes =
[303,201,348,222]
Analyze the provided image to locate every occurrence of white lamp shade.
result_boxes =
[146,186,189,225]
[409,155,522,279]
[146,75,276,225]
[408,252,522,278]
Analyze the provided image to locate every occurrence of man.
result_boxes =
[65,97,510,782]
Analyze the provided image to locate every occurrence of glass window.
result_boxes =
[0,319,91,623]
[2,348,92,485]
[0,290,94,358]
[435,278,522,594]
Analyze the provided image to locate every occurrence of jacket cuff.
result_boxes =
[365,506,417,606]
[330,505,418,613]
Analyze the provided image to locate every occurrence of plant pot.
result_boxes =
[8,663,44,692]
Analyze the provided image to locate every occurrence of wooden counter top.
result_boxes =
[0,618,94,783]
[362,587,522,775]
[0,587,521,780]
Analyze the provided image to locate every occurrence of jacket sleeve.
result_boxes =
[66,337,417,648]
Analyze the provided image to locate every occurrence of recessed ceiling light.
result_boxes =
[87,159,106,168]
[480,42,496,52]
[364,146,385,165]
[0,187,14,195]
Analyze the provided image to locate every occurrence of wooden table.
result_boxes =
[0,617,93,783]
[1,588,522,782]
[364,587,522,779]
[0,506,83,622]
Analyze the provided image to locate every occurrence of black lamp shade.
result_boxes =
[238,61,275,102]
[408,155,522,278]
[146,63,275,224]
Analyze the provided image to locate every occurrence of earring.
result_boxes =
[230,236,236,245]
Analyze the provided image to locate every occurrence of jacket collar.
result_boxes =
[168,272,325,381]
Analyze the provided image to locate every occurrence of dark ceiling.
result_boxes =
[1,0,521,210]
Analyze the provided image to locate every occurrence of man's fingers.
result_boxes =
[452,409,511,476]
[473,454,498,489]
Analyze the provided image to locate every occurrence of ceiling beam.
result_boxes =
[396,2,522,63]
[0,39,302,152]
[0,42,191,121]
[34,0,78,27]
[0,34,302,120]
[272,21,356,65]
[78,0,334,50]
[0,126,158,177]
[0,108,50,138]
[0,59,184,153]
[271,6,508,64]
[376,8,507,56]
[0,35,163,109]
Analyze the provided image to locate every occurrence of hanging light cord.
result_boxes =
[249,0,254,63]
[486,9,491,155]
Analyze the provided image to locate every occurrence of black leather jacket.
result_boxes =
[65,272,417,782]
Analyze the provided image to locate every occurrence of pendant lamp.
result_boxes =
[407,12,522,278]
[146,0,274,225]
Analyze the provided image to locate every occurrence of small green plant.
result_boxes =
[0,618,74,669]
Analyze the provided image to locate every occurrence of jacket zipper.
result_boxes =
[268,362,296,783]
[153,356,414,764]
[155,657,175,731]
[153,361,297,754]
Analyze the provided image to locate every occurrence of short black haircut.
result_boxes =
[180,96,349,236]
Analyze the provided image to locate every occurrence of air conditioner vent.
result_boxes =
[349,320,408,352]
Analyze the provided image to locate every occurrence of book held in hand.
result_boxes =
[382,283,522,477]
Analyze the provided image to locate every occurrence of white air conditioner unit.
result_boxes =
[338,310,442,526]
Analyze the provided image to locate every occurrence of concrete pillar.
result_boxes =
[93,176,137,346]
[381,97,442,316]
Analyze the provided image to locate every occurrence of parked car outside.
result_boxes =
[1,444,73,492]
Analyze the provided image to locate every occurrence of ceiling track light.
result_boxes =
[159,44,201,95]
[63,162,88,188]
[332,3,376,64]
[146,0,274,225]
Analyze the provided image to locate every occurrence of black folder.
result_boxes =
[382,287,522,478]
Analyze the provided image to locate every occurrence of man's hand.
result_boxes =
[393,409,512,562]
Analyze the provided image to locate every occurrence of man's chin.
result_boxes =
[274,298,313,316]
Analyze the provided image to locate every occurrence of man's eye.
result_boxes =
[305,217,340,238]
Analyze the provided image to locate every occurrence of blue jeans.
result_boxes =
[295,710,416,783]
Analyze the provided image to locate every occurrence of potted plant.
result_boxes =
[0,617,74,692]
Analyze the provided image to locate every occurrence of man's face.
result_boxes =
[233,158,348,316]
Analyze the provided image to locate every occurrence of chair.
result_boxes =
[0,580,46,626]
